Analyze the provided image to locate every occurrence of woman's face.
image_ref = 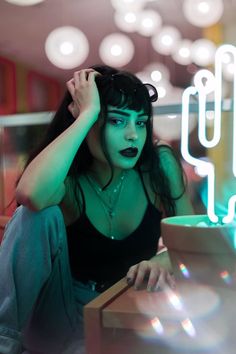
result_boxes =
[86,105,148,171]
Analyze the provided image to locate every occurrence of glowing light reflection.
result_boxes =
[198,1,210,14]
[167,290,183,311]
[179,263,190,278]
[181,318,196,337]
[151,317,164,335]
[220,270,232,285]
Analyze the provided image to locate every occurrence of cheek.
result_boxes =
[104,128,120,154]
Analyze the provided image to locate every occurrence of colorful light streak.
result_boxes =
[179,263,190,278]
[181,318,196,337]
[150,317,164,335]
[181,44,236,223]
[167,289,183,311]
[220,270,232,285]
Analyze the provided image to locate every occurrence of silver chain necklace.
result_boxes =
[86,171,126,239]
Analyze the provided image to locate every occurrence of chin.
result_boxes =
[116,160,138,170]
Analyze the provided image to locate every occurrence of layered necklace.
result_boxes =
[86,171,127,240]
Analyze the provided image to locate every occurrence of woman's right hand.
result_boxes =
[66,69,101,121]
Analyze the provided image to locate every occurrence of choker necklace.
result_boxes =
[86,171,126,239]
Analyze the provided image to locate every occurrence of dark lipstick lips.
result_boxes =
[119,147,138,157]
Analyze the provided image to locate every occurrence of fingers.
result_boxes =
[67,102,74,115]
[126,261,176,292]
[126,264,138,285]
[151,269,176,292]
[87,70,101,83]
[166,272,176,290]
[67,69,100,94]
[147,266,160,291]
[133,261,149,289]
[66,68,101,119]
[73,69,97,83]
[66,78,75,97]
[126,261,149,290]
[155,269,168,291]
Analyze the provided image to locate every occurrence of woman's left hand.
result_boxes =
[126,255,176,292]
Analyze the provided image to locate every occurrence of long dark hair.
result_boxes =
[22,65,185,216]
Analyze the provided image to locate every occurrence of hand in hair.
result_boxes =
[66,69,101,121]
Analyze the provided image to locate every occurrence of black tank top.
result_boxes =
[66,175,162,289]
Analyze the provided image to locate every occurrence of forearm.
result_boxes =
[16,110,97,209]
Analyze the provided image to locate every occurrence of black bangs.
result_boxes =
[95,73,155,116]
[101,85,151,113]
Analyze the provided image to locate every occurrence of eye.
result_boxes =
[136,120,147,127]
[108,117,125,126]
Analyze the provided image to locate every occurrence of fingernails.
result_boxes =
[155,285,162,292]
[126,277,133,285]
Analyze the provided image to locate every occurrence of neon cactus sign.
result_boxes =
[181,44,236,223]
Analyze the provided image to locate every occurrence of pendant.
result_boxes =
[109,210,115,217]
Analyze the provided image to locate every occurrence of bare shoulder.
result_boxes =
[59,176,81,225]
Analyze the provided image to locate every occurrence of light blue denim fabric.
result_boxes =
[0,205,98,354]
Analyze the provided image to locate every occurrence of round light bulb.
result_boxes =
[111,44,122,56]
[111,0,145,12]
[198,1,210,14]
[154,80,172,101]
[5,0,44,5]
[151,26,181,55]
[136,9,162,36]
[45,26,89,69]
[157,86,167,98]
[223,62,235,81]
[151,70,162,82]
[191,39,216,66]
[183,0,224,27]
[60,41,74,55]
[114,11,138,33]
[144,62,170,82]
[99,33,134,67]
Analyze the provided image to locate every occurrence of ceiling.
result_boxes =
[0,0,235,87]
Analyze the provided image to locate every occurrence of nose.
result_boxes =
[125,122,138,141]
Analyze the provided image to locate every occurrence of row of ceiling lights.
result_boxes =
[4,0,225,70]
[4,0,233,143]
[5,0,233,104]
[5,0,233,90]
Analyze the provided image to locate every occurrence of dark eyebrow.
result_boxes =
[107,109,147,118]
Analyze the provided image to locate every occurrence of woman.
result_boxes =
[0,65,193,354]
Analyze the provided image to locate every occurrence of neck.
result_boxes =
[88,161,124,189]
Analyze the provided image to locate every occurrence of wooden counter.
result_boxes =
[84,277,236,354]
[84,278,189,354]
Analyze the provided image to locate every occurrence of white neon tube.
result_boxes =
[181,44,236,223]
